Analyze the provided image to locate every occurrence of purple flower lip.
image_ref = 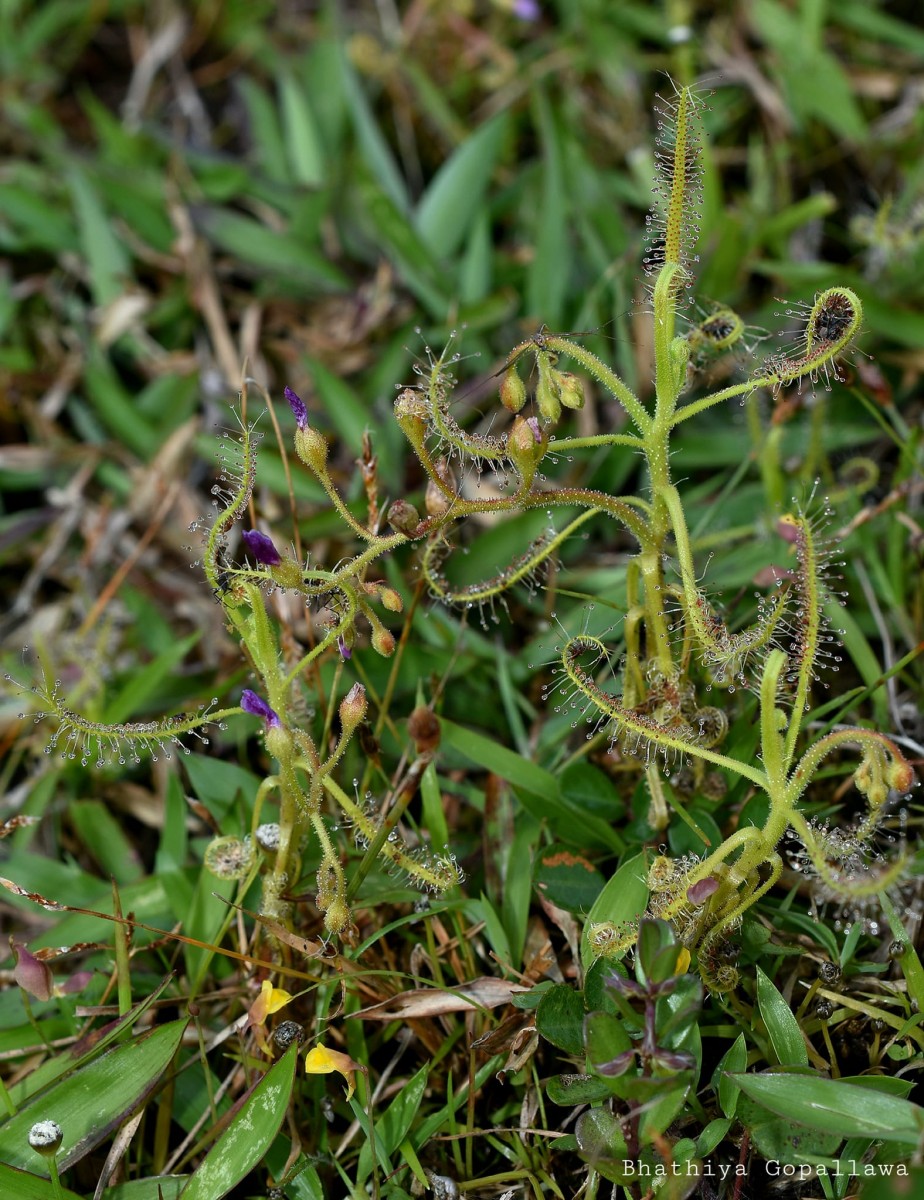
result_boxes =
[337,635,352,661]
[241,689,281,727]
[284,386,309,431]
[242,529,282,566]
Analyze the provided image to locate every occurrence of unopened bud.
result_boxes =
[500,365,527,413]
[12,942,53,1002]
[388,499,421,537]
[324,897,351,936]
[425,457,457,518]
[371,625,396,657]
[408,706,440,755]
[339,683,368,730]
[379,587,403,612]
[555,371,585,410]
[295,425,328,473]
[507,414,548,487]
[270,559,304,590]
[265,723,294,762]
[394,388,430,440]
[255,823,282,853]
[535,354,561,424]
[886,756,914,794]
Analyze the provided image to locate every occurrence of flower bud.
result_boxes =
[324,897,351,935]
[507,414,548,487]
[408,706,440,755]
[535,354,561,424]
[242,529,281,566]
[12,943,54,1002]
[371,625,396,657]
[555,371,585,411]
[284,386,309,431]
[425,457,457,518]
[339,683,367,730]
[265,723,294,761]
[378,587,403,612]
[500,365,527,413]
[388,499,421,537]
[295,425,328,473]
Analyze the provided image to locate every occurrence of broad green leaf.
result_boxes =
[104,1179,187,1199]
[439,718,558,803]
[581,852,649,972]
[536,984,585,1056]
[180,1047,298,1200]
[101,633,200,725]
[715,1033,747,1118]
[0,1020,187,1172]
[0,1163,82,1200]
[534,843,604,914]
[68,799,142,884]
[756,967,808,1067]
[278,72,325,187]
[546,1073,613,1106]
[416,113,508,258]
[575,1109,629,1183]
[731,1073,924,1145]
[356,1063,428,1185]
[68,166,130,307]
[584,1010,632,1072]
[528,90,568,326]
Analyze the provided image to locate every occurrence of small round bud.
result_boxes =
[388,499,421,537]
[378,586,403,612]
[339,683,368,730]
[29,1121,63,1157]
[555,371,585,411]
[371,626,396,657]
[295,425,328,472]
[500,365,527,413]
[408,706,440,755]
[535,355,561,424]
[889,939,905,960]
[394,388,429,428]
[507,414,548,487]
[324,897,351,935]
[818,961,841,984]
[270,559,305,590]
[265,723,294,762]
[815,999,834,1020]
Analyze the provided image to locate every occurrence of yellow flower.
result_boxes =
[304,1042,362,1101]
[248,979,293,1053]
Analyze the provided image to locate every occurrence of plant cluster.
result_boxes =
[2,26,922,1198]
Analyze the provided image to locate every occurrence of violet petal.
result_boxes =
[242,529,282,567]
[241,689,281,727]
[284,386,309,431]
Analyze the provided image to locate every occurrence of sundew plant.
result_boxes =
[2,68,923,1200]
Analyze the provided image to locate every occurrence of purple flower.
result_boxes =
[513,0,540,19]
[284,386,309,431]
[242,529,281,567]
[337,634,352,661]
[241,689,281,728]
[687,876,720,906]
[526,416,542,444]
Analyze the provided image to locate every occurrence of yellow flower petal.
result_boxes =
[250,978,293,1027]
[675,947,691,975]
[304,1042,360,1101]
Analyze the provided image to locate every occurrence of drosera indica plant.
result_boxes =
[381,84,916,989]
[8,381,465,946]
[7,85,916,998]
